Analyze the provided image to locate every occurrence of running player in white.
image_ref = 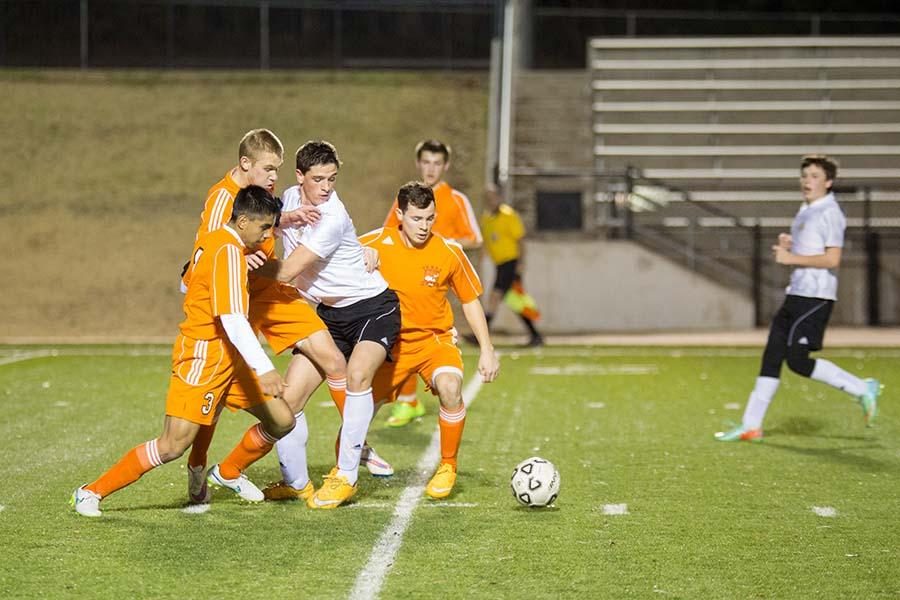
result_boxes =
[258,140,401,508]
[716,155,882,442]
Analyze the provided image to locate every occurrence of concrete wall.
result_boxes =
[482,238,755,334]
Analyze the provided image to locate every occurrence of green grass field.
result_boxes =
[1,344,897,599]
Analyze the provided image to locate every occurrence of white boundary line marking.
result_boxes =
[602,503,629,515]
[812,506,838,517]
[0,350,56,366]
[348,375,485,600]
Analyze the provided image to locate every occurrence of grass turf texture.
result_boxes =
[1,345,898,598]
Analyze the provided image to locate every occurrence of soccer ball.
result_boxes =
[510,456,560,507]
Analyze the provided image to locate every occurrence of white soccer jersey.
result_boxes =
[786,192,845,301]
[280,185,388,307]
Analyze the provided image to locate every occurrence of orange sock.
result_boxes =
[218,424,277,480]
[438,405,467,469]
[188,422,217,469]
[327,376,347,414]
[86,439,165,498]
[398,376,419,407]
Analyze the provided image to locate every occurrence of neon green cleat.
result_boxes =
[714,425,763,442]
[387,400,426,427]
[858,378,882,427]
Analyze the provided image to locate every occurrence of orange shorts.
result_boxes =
[372,331,463,403]
[166,334,277,418]
[250,280,327,355]
[166,335,237,426]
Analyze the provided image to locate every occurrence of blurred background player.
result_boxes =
[474,184,543,347]
[382,139,483,427]
[72,186,293,517]
[183,129,348,505]
[362,181,499,498]
[262,140,401,509]
[716,155,882,442]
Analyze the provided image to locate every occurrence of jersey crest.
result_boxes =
[422,265,441,287]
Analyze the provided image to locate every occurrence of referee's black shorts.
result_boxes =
[316,288,401,361]
[493,259,519,294]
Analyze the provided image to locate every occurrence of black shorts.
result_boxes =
[316,288,401,361]
[493,259,519,294]
[770,295,834,351]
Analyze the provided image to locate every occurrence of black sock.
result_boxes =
[518,314,541,339]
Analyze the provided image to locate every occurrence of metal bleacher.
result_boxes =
[587,36,900,324]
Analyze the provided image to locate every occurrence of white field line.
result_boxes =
[602,503,629,515]
[530,364,658,376]
[0,350,56,366]
[348,375,485,600]
[505,347,900,359]
[181,503,211,515]
[812,506,838,517]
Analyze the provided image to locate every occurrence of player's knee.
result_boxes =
[156,437,190,463]
[434,375,462,409]
[321,350,347,379]
[267,413,296,440]
[346,367,373,391]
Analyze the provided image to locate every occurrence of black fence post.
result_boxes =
[752,224,763,327]
[866,231,881,326]
[622,166,636,240]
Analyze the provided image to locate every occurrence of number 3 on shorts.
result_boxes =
[201,392,215,416]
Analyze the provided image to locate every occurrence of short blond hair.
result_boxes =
[238,128,284,162]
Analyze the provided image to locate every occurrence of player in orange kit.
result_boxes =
[72,186,294,517]
[362,181,499,498]
[183,129,364,505]
[382,139,483,427]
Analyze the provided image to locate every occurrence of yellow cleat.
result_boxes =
[306,470,357,509]
[263,480,315,501]
[425,463,457,499]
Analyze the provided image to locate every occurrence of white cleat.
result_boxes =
[361,444,394,477]
[188,464,211,504]
[206,464,264,502]
[71,485,102,518]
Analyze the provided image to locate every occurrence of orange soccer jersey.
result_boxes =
[183,170,326,355]
[360,227,482,340]
[167,226,250,425]
[360,227,481,402]
[384,182,482,246]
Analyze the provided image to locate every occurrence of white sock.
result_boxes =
[337,388,374,485]
[810,359,867,397]
[274,411,309,489]
[742,376,780,430]
[397,393,417,405]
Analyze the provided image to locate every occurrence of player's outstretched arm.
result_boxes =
[461,299,499,383]
[219,313,284,397]
[280,204,321,228]
[275,245,322,283]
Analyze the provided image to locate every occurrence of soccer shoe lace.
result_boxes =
[387,401,426,427]
[425,463,457,499]
[188,464,211,504]
[858,378,882,427]
[206,464,264,502]
[306,471,357,509]
[71,485,102,518]
[262,480,315,501]
[714,424,763,442]
[361,444,394,477]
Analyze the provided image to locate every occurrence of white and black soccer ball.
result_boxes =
[510,456,560,507]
